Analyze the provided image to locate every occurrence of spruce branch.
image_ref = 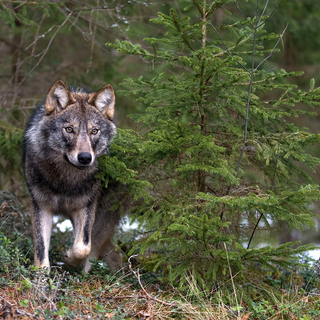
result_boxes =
[170,8,195,53]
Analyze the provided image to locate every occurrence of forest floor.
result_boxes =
[1,259,320,320]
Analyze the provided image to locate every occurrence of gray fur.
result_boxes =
[23,80,122,271]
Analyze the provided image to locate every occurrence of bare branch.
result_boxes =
[86,5,98,73]
[128,255,178,308]
[257,0,278,28]
[18,10,73,86]
[209,22,251,73]
[254,23,288,72]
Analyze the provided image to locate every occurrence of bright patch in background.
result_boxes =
[308,248,320,261]
[54,216,139,232]
[54,216,73,232]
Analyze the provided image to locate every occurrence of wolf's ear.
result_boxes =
[45,80,75,115]
[89,84,115,120]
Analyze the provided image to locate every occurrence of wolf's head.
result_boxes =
[42,80,116,169]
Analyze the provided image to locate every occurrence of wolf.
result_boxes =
[23,80,123,272]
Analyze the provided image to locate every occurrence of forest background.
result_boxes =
[1,0,320,319]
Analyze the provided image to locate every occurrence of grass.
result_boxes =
[1,251,320,319]
[1,193,320,319]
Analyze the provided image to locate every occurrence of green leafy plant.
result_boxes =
[103,0,320,294]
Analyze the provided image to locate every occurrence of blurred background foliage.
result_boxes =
[1,0,320,250]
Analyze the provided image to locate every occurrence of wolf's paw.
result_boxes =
[64,244,91,267]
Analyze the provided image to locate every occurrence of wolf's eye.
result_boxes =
[65,127,73,133]
[91,128,99,135]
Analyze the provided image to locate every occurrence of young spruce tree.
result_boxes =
[102,0,320,295]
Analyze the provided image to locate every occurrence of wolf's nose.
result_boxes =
[78,152,92,165]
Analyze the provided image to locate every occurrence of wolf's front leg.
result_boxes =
[31,199,53,269]
[65,203,96,267]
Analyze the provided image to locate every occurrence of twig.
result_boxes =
[86,6,98,73]
[25,22,57,51]
[246,211,263,249]
[235,0,278,29]
[0,297,37,319]
[209,22,250,73]
[254,23,288,72]
[29,14,46,69]
[20,275,57,309]
[108,295,149,300]
[128,255,178,308]
[19,10,73,86]
[67,5,131,12]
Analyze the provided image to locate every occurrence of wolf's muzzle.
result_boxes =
[78,152,92,165]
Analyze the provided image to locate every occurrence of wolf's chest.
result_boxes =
[41,193,96,217]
